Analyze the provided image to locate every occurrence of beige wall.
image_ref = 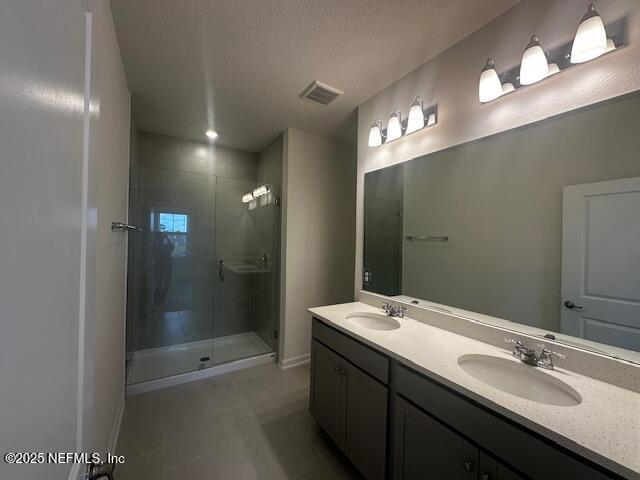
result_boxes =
[356,0,640,293]
[400,93,640,332]
[280,129,356,365]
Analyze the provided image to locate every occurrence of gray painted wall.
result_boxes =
[0,3,85,479]
[280,129,356,364]
[356,0,640,294]
[399,93,640,331]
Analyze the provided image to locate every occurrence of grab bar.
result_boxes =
[405,235,449,242]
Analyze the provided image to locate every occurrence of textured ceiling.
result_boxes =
[110,0,520,152]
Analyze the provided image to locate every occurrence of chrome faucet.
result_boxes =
[382,302,407,318]
[505,338,566,370]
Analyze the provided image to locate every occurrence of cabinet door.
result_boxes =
[478,452,526,480]
[394,396,477,480]
[342,359,388,480]
[310,340,343,444]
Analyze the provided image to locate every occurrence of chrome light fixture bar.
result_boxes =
[369,101,438,147]
[478,4,623,104]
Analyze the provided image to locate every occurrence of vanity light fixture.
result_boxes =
[478,58,503,103]
[385,109,403,143]
[205,129,218,140]
[242,193,254,203]
[478,3,622,104]
[519,35,549,86]
[406,97,426,134]
[570,4,607,64]
[368,120,384,147]
[252,185,269,197]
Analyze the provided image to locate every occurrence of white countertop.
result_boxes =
[309,302,640,477]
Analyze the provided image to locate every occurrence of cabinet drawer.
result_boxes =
[312,317,389,384]
[396,365,615,480]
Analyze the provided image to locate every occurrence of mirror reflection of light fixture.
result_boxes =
[571,4,607,64]
[478,58,503,103]
[368,120,384,147]
[253,185,269,197]
[385,109,403,143]
[519,35,549,86]
[242,193,254,203]
[206,129,218,140]
[406,97,425,134]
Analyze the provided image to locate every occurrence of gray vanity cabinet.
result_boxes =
[311,318,622,480]
[341,357,388,480]
[394,396,478,480]
[310,339,343,444]
[478,452,525,480]
[310,320,389,480]
[394,397,526,480]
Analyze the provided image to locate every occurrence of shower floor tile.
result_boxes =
[128,332,272,384]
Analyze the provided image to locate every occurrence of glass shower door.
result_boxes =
[211,177,279,365]
[125,165,217,384]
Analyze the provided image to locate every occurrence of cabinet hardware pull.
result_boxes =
[480,473,491,480]
[462,460,473,472]
[334,365,340,372]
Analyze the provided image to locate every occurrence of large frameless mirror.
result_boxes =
[363,92,640,364]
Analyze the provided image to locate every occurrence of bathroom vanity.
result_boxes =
[309,301,640,480]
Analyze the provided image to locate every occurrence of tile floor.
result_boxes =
[115,362,363,479]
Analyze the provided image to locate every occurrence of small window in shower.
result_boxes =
[159,212,189,257]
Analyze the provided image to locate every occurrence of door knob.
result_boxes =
[563,300,584,311]
[462,460,473,472]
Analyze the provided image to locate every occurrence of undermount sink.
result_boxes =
[457,354,582,407]
[346,312,401,331]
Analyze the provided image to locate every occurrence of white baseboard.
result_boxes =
[108,395,125,453]
[279,353,310,369]
[66,396,125,480]
[126,352,276,396]
[67,463,82,480]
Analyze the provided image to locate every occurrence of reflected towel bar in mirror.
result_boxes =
[406,235,449,241]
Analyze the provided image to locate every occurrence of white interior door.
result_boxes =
[81,0,131,458]
[561,177,640,352]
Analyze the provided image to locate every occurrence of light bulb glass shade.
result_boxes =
[426,113,436,127]
[606,38,615,52]
[253,185,269,197]
[368,121,383,147]
[242,193,254,203]
[502,82,515,94]
[570,5,607,64]
[519,35,548,86]
[206,129,218,139]
[478,59,503,103]
[406,97,425,134]
[385,110,403,142]
[547,63,560,75]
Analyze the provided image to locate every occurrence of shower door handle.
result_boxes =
[111,221,142,232]
[218,260,224,282]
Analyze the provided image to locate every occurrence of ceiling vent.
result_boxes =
[300,81,343,106]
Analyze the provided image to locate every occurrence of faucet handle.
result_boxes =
[537,344,566,359]
[537,345,566,370]
[382,302,392,311]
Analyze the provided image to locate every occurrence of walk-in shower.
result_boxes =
[125,132,281,386]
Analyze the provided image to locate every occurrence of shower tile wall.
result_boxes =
[127,131,259,354]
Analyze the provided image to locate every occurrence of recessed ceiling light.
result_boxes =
[206,129,218,140]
